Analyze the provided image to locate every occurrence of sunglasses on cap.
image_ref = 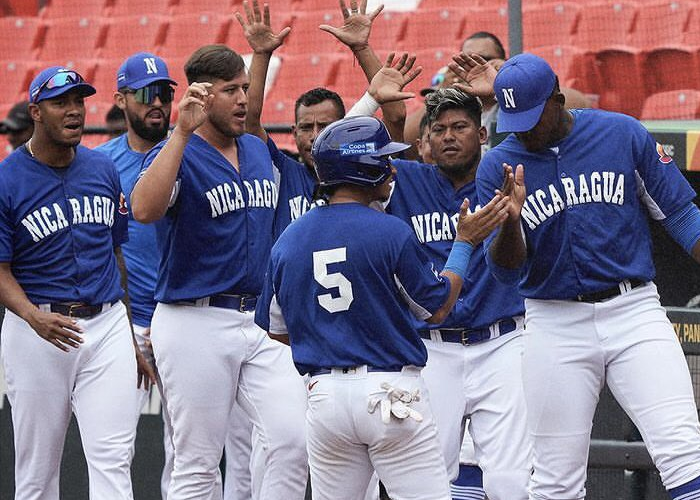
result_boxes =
[122,82,175,105]
[31,71,85,103]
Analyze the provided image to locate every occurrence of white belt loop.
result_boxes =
[38,304,51,313]
[193,297,210,307]
[429,329,443,343]
[489,321,500,340]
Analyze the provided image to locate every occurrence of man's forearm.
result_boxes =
[0,263,38,321]
[246,51,272,142]
[491,219,527,269]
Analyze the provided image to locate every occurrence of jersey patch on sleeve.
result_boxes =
[656,143,673,164]
[118,192,129,215]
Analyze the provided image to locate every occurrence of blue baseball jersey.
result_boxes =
[142,133,278,302]
[389,159,524,329]
[255,203,452,376]
[96,134,158,327]
[0,146,128,304]
[268,138,317,240]
[476,108,698,299]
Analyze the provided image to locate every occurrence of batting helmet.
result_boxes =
[312,116,410,187]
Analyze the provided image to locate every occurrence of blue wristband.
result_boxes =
[660,202,700,254]
[443,241,474,278]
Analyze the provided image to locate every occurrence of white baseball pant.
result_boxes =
[1,302,139,500]
[306,365,451,500]
[150,302,308,500]
[523,282,700,499]
[421,326,532,500]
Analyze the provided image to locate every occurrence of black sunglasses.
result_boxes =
[122,82,175,105]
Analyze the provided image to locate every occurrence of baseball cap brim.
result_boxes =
[496,99,547,134]
[122,75,177,90]
[35,82,97,103]
[374,141,411,157]
[0,117,29,131]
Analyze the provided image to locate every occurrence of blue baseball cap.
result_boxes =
[494,53,556,133]
[29,66,96,104]
[117,52,177,90]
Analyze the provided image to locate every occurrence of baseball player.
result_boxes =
[349,74,531,496]
[255,115,510,500]
[0,66,155,499]
[1,101,33,151]
[130,45,307,500]
[476,53,700,499]
[98,53,256,500]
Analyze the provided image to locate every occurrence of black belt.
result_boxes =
[180,293,257,312]
[49,301,118,318]
[308,365,404,377]
[574,279,646,303]
[419,317,518,346]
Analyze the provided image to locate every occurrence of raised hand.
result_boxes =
[448,52,498,98]
[368,52,422,104]
[235,0,291,54]
[176,82,213,135]
[497,163,526,222]
[319,0,383,51]
[26,309,83,352]
[455,195,509,246]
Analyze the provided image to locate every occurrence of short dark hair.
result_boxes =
[425,88,482,128]
[464,31,507,60]
[294,88,345,123]
[105,104,125,122]
[185,45,246,84]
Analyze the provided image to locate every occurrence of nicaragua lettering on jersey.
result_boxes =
[0,146,128,304]
[141,133,278,302]
[476,108,698,300]
[267,137,317,240]
[96,134,158,327]
[255,203,451,376]
[388,159,524,330]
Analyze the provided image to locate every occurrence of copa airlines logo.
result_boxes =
[21,196,116,243]
[521,171,625,230]
[205,179,278,218]
[340,142,376,156]
[501,88,516,109]
[410,204,482,244]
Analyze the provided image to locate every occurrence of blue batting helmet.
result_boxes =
[312,116,410,187]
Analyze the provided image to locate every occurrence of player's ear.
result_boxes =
[28,103,41,123]
[479,125,487,145]
[114,92,127,111]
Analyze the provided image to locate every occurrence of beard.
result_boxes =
[127,107,170,143]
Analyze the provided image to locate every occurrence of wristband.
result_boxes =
[443,241,474,279]
[346,91,381,118]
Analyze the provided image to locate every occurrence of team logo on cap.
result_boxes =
[340,142,376,156]
[501,88,516,109]
[118,192,129,215]
[656,143,673,164]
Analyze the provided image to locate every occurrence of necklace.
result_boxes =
[26,139,34,157]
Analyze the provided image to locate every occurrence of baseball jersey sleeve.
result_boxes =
[139,140,182,209]
[0,174,12,262]
[630,118,697,220]
[393,236,452,320]
[255,258,289,335]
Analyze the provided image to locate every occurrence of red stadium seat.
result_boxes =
[0,16,41,61]
[90,58,123,99]
[326,53,378,104]
[368,11,409,52]
[643,46,699,95]
[159,13,231,59]
[278,11,345,55]
[629,1,692,49]
[460,6,509,54]
[411,47,455,97]
[84,100,115,127]
[173,0,235,15]
[528,45,591,90]
[264,53,341,105]
[37,17,104,62]
[262,97,297,126]
[641,89,700,119]
[39,0,108,20]
[419,0,497,8]
[110,0,175,17]
[101,15,168,61]
[574,2,638,51]
[683,6,700,46]
[590,46,646,117]
[522,3,580,50]
[399,8,464,51]
[0,61,38,102]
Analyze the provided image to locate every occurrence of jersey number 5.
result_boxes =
[313,248,354,313]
